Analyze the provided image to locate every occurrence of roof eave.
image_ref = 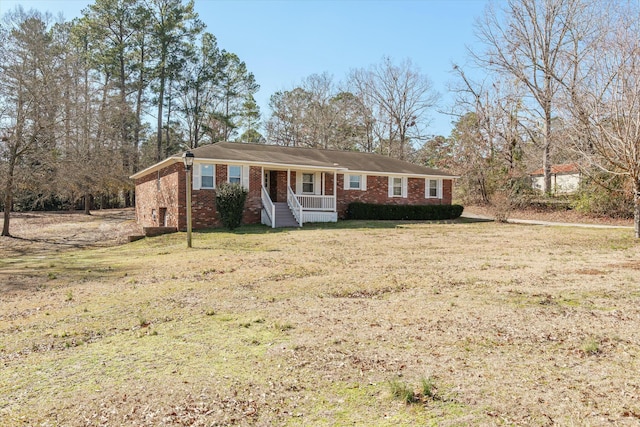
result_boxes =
[130,156,459,180]
[346,169,459,179]
[194,158,347,172]
[129,157,180,180]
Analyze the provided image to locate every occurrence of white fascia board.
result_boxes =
[194,158,347,172]
[130,157,458,180]
[344,169,459,179]
[129,157,181,180]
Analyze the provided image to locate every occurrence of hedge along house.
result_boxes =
[130,142,457,229]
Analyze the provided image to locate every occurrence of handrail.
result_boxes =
[295,194,335,211]
[287,186,303,227]
[261,186,275,228]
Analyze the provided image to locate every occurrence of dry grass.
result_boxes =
[2,212,640,426]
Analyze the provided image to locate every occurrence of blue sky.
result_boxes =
[1,0,489,137]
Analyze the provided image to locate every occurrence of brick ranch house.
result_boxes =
[131,142,458,229]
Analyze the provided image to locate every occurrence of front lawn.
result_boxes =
[1,219,639,425]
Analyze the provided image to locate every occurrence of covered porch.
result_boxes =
[260,167,340,228]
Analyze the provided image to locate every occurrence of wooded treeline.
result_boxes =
[265,60,439,161]
[4,0,640,237]
[0,0,259,236]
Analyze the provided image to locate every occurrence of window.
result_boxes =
[201,164,214,189]
[344,174,366,191]
[388,176,407,198]
[228,165,241,184]
[302,173,314,193]
[193,164,215,190]
[426,179,441,198]
[392,177,403,196]
[349,175,361,190]
[349,175,361,189]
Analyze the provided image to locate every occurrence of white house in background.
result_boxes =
[530,163,581,194]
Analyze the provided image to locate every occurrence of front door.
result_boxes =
[264,170,279,202]
[270,171,278,201]
[264,170,270,193]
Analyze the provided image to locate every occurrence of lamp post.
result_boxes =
[182,151,194,248]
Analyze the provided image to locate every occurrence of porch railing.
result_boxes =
[261,186,275,228]
[287,186,304,227]
[296,194,335,211]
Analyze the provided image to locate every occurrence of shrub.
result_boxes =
[347,203,464,221]
[215,183,248,230]
[490,190,512,223]
[572,174,633,219]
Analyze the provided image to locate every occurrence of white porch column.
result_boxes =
[261,167,264,187]
[287,169,290,190]
[333,171,337,212]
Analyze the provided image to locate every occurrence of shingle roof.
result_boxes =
[529,163,580,176]
[187,142,455,177]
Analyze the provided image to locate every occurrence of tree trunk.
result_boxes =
[543,78,553,195]
[2,146,18,237]
[156,65,166,162]
[2,193,12,237]
[543,142,551,195]
[635,180,640,239]
[133,38,145,173]
[84,193,92,215]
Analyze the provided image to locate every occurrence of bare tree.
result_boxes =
[474,0,595,194]
[569,2,640,237]
[265,73,372,151]
[348,57,438,160]
[0,9,62,236]
[266,87,310,147]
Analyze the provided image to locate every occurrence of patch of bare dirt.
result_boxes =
[0,209,142,257]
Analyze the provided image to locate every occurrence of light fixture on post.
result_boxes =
[182,151,195,248]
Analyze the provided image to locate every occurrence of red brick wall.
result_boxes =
[443,179,452,204]
[335,174,454,219]
[190,164,262,229]
[324,173,336,195]
[244,166,262,224]
[136,163,263,230]
[271,170,300,201]
[134,162,182,229]
[275,171,288,202]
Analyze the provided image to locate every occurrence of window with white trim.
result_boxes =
[426,179,441,198]
[344,174,367,191]
[391,177,403,197]
[302,173,314,193]
[387,176,407,198]
[200,164,214,189]
[349,175,361,189]
[228,165,241,184]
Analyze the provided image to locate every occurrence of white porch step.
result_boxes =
[273,203,300,228]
